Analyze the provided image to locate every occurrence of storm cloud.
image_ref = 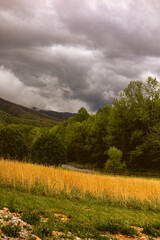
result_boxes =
[0,0,160,112]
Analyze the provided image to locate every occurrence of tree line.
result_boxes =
[0,77,160,172]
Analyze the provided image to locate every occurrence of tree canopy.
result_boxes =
[1,77,160,172]
[0,126,28,161]
[108,77,160,169]
[32,133,66,166]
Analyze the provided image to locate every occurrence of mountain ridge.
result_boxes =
[32,107,76,120]
[0,97,74,127]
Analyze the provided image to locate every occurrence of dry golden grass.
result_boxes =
[0,159,160,203]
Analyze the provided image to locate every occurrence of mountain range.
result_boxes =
[0,97,75,128]
[32,107,76,120]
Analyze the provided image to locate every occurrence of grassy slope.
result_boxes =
[1,159,160,204]
[1,161,160,238]
[0,110,14,124]
[0,185,160,239]
[0,98,62,127]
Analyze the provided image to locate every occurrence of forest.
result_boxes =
[0,77,160,173]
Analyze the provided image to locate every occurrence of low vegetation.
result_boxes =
[0,159,160,207]
[1,222,21,237]
[1,164,159,240]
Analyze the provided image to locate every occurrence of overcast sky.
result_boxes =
[0,0,160,113]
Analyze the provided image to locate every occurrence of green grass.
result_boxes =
[96,218,139,237]
[0,185,160,239]
[22,210,41,225]
[1,223,21,237]
[142,222,160,237]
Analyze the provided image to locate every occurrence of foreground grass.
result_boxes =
[1,159,160,239]
[0,159,160,205]
[1,185,160,239]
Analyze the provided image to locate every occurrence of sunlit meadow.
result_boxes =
[0,159,160,204]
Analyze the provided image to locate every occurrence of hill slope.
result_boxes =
[35,109,76,120]
[0,97,62,127]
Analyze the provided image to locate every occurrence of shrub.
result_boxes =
[32,133,66,166]
[0,126,28,161]
[105,146,126,174]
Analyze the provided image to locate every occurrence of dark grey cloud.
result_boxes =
[0,0,160,112]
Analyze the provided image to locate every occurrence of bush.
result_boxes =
[105,146,126,174]
[0,126,28,161]
[32,133,66,166]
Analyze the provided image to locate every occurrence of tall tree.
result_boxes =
[86,105,111,167]
[108,77,160,169]
[74,107,90,123]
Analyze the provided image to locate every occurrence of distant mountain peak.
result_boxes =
[32,107,76,120]
[32,107,40,111]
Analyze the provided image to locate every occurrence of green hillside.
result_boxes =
[0,98,62,128]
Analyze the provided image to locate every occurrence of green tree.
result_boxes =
[107,77,160,169]
[74,107,90,122]
[86,105,111,168]
[32,133,66,166]
[27,127,41,151]
[145,125,160,170]
[50,105,111,168]
[0,126,28,161]
[105,146,126,174]
[66,121,90,164]
[50,111,91,165]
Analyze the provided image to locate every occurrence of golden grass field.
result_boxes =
[0,159,160,203]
